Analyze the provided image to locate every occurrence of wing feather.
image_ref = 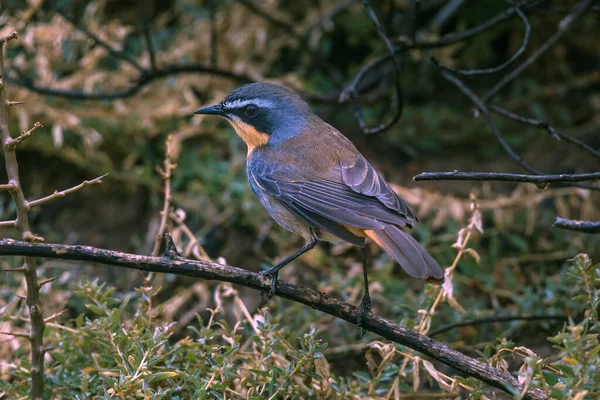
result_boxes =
[250,157,416,243]
[341,157,417,221]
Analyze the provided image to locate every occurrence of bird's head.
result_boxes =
[194,83,314,152]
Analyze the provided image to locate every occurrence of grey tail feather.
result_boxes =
[370,225,444,283]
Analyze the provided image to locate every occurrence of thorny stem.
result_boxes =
[151,134,176,257]
[146,134,177,287]
[0,31,45,399]
[0,30,107,399]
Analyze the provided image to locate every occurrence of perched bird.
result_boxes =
[195,83,443,325]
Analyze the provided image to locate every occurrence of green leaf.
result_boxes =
[147,371,180,383]
[542,371,559,385]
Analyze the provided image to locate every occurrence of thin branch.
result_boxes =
[0,31,18,45]
[5,121,42,149]
[330,0,546,124]
[340,0,403,135]
[28,173,108,208]
[7,64,254,101]
[302,0,357,45]
[0,330,31,340]
[483,0,595,102]
[57,11,144,72]
[0,183,17,190]
[141,23,157,72]
[488,104,600,160]
[432,62,542,175]
[43,309,67,323]
[553,217,600,234]
[433,0,531,76]
[356,0,545,74]
[413,171,600,184]
[0,238,546,400]
[2,266,25,272]
[234,0,343,83]
[235,0,298,38]
[428,65,600,191]
[151,135,176,256]
[7,100,26,107]
[38,274,61,288]
[1,31,47,398]
[170,210,211,260]
[429,315,568,337]
[405,0,546,50]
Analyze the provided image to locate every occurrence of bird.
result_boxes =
[194,82,443,326]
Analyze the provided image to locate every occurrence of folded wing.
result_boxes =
[250,155,416,240]
[249,153,443,281]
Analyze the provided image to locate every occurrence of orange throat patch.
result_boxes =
[229,119,269,154]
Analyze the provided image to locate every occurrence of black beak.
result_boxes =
[194,104,225,116]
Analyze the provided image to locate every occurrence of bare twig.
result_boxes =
[340,0,403,135]
[302,0,357,45]
[553,217,600,234]
[406,0,545,50]
[2,266,25,272]
[483,0,595,102]
[170,209,211,261]
[0,31,18,45]
[57,11,144,72]
[28,173,108,208]
[38,275,61,288]
[5,121,42,149]
[235,0,343,83]
[7,64,254,100]
[433,63,542,175]
[0,330,31,339]
[429,315,568,337]
[430,63,600,192]
[142,24,157,72]
[0,183,17,190]
[0,30,46,399]
[0,30,107,399]
[235,0,298,38]
[43,309,67,323]
[151,135,176,256]
[487,104,600,160]
[413,171,600,185]
[433,0,531,76]
[0,237,546,400]
[346,0,546,94]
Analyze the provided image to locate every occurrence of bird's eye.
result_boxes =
[243,104,259,117]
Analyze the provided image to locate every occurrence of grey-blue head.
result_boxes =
[194,83,314,149]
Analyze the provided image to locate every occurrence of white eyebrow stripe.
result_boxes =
[223,98,274,110]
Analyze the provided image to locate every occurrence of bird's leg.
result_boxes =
[357,246,372,329]
[261,238,318,298]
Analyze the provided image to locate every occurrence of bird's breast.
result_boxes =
[228,118,269,155]
[250,182,314,240]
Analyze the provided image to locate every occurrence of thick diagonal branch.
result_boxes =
[0,238,546,400]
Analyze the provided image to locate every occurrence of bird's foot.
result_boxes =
[259,267,279,299]
[357,294,372,333]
